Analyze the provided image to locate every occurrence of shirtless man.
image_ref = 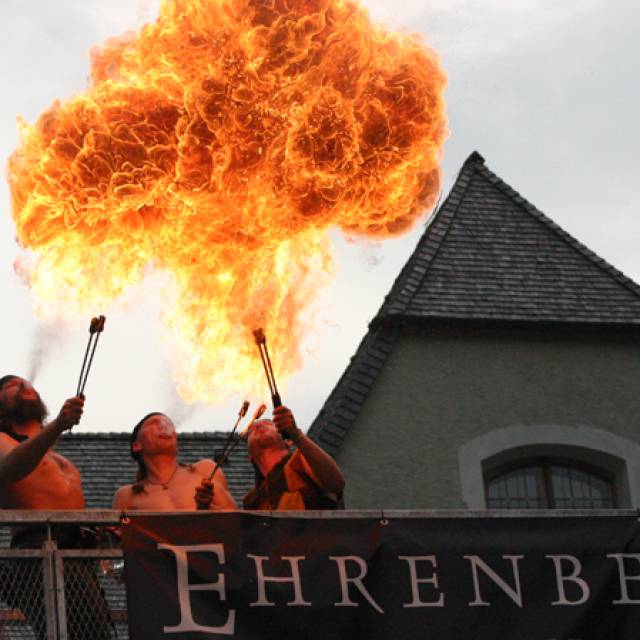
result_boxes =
[0,374,84,509]
[113,412,237,511]
[0,374,113,640]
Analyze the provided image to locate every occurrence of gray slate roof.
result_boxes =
[55,432,254,508]
[308,151,640,456]
[378,151,640,326]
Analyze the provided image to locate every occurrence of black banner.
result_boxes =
[122,512,640,639]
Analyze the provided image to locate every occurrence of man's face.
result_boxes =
[0,377,47,424]
[132,414,178,459]
[247,420,286,460]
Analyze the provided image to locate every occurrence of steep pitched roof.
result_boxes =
[308,151,640,455]
[377,151,640,326]
[55,432,254,508]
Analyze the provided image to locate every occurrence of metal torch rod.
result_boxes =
[218,403,268,467]
[77,315,106,396]
[207,400,250,481]
[253,329,282,407]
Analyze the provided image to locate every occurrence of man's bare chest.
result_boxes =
[37,451,80,484]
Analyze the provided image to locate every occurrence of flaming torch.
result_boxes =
[206,399,250,483]
[253,328,281,408]
[7,0,448,403]
[76,315,106,396]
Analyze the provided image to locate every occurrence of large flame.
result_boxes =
[7,0,447,403]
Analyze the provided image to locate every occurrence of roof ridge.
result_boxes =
[475,162,640,301]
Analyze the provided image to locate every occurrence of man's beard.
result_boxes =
[0,394,48,426]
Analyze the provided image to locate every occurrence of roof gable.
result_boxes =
[378,151,640,326]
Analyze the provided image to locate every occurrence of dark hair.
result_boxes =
[0,377,18,434]
[130,412,166,481]
[0,375,19,391]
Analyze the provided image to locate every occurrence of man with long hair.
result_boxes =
[0,374,84,509]
[112,412,237,510]
[0,374,113,640]
[243,406,345,510]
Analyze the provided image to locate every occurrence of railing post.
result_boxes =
[42,535,59,640]
[53,547,68,640]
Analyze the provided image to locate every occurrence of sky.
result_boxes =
[0,0,638,434]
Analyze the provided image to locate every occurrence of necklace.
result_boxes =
[145,465,179,490]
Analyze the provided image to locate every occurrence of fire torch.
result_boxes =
[76,315,106,396]
[253,328,292,439]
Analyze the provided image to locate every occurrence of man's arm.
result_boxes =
[212,470,238,510]
[0,396,84,482]
[193,461,238,510]
[273,406,345,495]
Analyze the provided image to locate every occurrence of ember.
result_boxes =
[7,0,447,403]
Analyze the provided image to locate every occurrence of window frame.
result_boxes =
[484,456,618,509]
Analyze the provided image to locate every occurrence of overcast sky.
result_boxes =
[0,0,638,434]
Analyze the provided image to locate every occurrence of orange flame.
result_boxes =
[7,0,447,403]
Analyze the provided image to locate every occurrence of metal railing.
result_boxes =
[0,512,124,640]
[1,508,636,639]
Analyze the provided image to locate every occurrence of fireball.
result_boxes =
[7,0,447,402]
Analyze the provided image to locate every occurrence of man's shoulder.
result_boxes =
[112,483,134,503]
[190,459,216,475]
[0,431,19,454]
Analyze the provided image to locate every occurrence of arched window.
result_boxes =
[486,459,616,509]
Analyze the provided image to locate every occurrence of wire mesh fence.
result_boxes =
[0,514,126,640]
[0,556,48,640]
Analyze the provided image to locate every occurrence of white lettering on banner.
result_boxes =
[398,556,445,608]
[607,554,640,604]
[158,543,235,635]
[248,555,312,607]
[546,555,590,606]
[465,555,524,608]
[329,556,385,614]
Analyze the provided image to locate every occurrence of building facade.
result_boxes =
[309,152,640,510]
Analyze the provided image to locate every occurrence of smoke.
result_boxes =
[360,243,385,271]
[161,376,196,428]
[136,0,156,25]
[27,321,65,383]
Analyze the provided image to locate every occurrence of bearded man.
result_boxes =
[243,405,345,510]
[0,375,84,510]
[0,374,113,640]
[112,412,238,511]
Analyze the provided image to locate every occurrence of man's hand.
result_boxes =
[55,396,85,431]
[273,406,303,441]
[195,479,214,510]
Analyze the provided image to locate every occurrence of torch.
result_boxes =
[76,315,106,396]
[253,328,293,439]
[211,402,267,474]
[239,403,268,440]
[196,402,266,510]
[252,328,281,407]
[206,400,250,483]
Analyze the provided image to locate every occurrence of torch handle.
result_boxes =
[271,393,295,439]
